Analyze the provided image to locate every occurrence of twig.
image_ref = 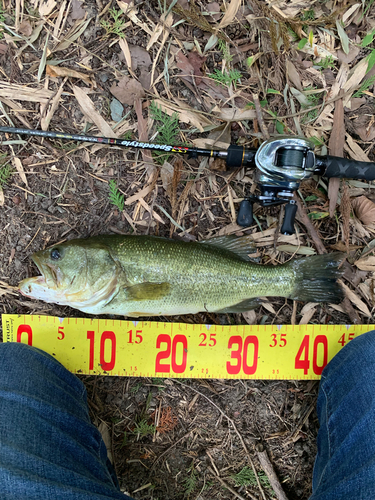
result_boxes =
[207,468,252,500]
[252,93,269,140]
[294,194,327,255]
[172,380,266,499]
[264,88,360,121]
[150,430,192,470]
[256,444,289,500]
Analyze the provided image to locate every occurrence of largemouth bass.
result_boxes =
[19,235,344,317]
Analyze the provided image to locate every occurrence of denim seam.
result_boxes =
[314,380,332,490]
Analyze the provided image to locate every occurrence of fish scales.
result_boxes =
[105,236,292,315]
[19,235,344,317]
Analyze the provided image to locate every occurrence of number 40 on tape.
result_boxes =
[2,315,373,380]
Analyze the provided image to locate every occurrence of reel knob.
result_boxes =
[237,199,254,227]
[281,202,297,235]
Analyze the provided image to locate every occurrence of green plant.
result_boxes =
[315,55,335,69]
[353,75,375,97]
[217,38,233,63]
[208,68,242,88]
[108,179,124,211]
[232,466,272,490]
[130,382,142,393]
[184,464,198,497]
[0,6,5,39]
[0,163,12,189]
[300,87,322,124]
[122,130,133,140]
[361,28,375,47]
[100,8,127,38]
[133,418,156,440]
[149,101,180,163]
[364,1,375,17]
[301,9,315,21]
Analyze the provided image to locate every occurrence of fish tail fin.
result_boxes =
[288,253,345,303]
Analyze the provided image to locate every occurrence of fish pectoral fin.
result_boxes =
[215,298,261,313]
[124,282,170,301]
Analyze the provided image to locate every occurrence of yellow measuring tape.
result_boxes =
[2,314,373,380]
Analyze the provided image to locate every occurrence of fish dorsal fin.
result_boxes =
[199,235,256,261]
[125,282,170,301]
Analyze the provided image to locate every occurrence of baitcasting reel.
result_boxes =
[234,137,316,235]
[221,136,375,235]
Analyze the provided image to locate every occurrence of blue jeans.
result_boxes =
[0,342,134,500]
[1,333,375,500]
[310,329,375,499]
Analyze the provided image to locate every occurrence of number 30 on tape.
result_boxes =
[2,315,373,379]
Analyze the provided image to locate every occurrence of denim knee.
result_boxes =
[0,341,87,413]
[320,330,375,384]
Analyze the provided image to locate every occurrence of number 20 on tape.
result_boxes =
[2,315,373,379]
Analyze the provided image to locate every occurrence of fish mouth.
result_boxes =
[31,253,61,288]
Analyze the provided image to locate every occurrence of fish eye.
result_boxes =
[50,248,62,260]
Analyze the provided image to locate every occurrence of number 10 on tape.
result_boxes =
[2,315,373,379]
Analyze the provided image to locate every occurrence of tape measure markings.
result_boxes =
[2,315,373,380]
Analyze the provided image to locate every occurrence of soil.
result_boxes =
[1,1,375,498]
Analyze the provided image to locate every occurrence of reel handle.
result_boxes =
[281,202,297,235]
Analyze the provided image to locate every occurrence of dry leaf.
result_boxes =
[337,46,360,64]
[218,0,241,28]
[260,299,276,315]
[117,0,153,36]
[160,161,174,199]
[134,98,155,177]
[352,196,375,225]
[211,106,256,122]
[0,81,54,103]
[286,60,302,91]
[146,18,164,51]
[187,51,206,85]
[53,18,91,52]
[119,38,132,69]
[0,189,4,207]
[339,279,372,317]
[355,255,375,271]
[299,302,318,325]
[98,422,112,463]
[41,78,66,131]
[328,96,344,217]
[0,43,8,55]
[46,64,91,84]
[153,98,211,132]
[71,0,86,20]
[12,157,27,186]
[39,0,57,16]
[345,134,370,162]
[110,76,145,105]
[18,21,33,37]
[356,125,375,142]
[206,2,221,21]
[72,85,117,138]
[242,310,257,324]
[175,49,195,82]
[128,45,151,70]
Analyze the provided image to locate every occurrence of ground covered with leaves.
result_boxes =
[1,0,375,498]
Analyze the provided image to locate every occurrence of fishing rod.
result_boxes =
[1,125,375,235]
